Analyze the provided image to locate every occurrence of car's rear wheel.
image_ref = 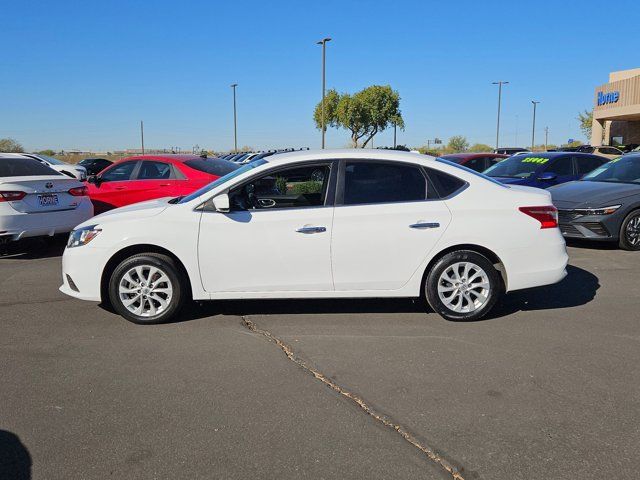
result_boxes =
[425,250,501,321]
[108,253,185,324]
[619,210,640,251]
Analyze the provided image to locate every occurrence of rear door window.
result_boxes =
[575,156,606,175]
[0,157,61,177]
[136,161,173,180]
[546,157,574,176]
[343,162,426,205]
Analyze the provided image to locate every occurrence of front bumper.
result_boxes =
[557,209,619,241]
[59,244,109,301]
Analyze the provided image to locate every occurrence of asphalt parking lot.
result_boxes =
[1,239,639,479]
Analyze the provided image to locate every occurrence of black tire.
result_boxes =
[425,250,502,321]
[619,210,640,251]
[108,253,186,325]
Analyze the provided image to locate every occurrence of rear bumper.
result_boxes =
[502,230,569,292]
[0,200,94,241]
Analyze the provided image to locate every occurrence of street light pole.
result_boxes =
[231,83,238,152]
[531,100,540,150]
[316,37,331,149]
[544,126,549,151]
[492,81,509,150]
[140,120,145,154]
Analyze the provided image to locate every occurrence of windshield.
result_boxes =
[484,155,549,178]
[436,158,507,187]
[582,156,640,184]
[178,159,267,203]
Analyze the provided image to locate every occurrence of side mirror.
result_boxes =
[87,175,97,184]
[538,172,557,182]
[211,193,230,213]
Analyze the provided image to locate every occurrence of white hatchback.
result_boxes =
[1,154,94,242]
[60,149,568,324]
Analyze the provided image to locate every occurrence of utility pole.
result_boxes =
[544,126,549,151]
[492,81,509,150]
[316,37,331,149]
[531,100,540,150]
[231,83,238,152]
[140,120,145,154]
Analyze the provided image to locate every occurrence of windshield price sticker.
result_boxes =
[521,157,549,164]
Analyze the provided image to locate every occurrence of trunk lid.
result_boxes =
[0,175,84,214]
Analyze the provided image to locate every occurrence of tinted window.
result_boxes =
[575,156,605,175]
[137,161,172,180]
[600,147,621,155]
[101,161,137,182]
[0,157,61,177]
[464,157,486,172]
[343,162,426,205]
[546,157,574,176]
[425,168,466,199]
[184,159,239,176]
[230,164,331,210]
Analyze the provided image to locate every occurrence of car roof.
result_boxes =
[0,153,36,160]
[259,149,436,166]
[442,153,506,159]
[510,152,599,158]
[115,154,208,164]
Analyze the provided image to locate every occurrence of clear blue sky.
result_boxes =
[3,0,639,152]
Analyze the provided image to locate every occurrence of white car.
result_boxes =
[0,154,94,242]
[23,153,87,181]
[60,149,568,324]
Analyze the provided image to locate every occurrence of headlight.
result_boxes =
[574,205,621,216]
[67,225,101,248]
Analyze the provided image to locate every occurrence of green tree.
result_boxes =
[314,85,404,148]
[36,149,56,156]
[447,135,469,153]
[0,138,24,153]
[467,143,492,152]
[577,110,593,140]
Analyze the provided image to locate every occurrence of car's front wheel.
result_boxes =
[619,210,640,251]
[108,253,185,324]
[425,250,501,321]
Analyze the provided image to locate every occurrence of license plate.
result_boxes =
[38,194,59,207]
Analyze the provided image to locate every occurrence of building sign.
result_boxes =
[597,90,620,106]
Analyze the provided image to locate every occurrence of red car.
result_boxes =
[87,155,238,214]
[440,153,508,172]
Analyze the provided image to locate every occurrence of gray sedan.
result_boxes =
[549,153,640,250]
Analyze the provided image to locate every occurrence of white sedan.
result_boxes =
[60,149,568,324]
[1,154,94,242]
[22,153,87,181]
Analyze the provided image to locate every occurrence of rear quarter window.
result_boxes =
[0,157,61,177]
[184,159,240,176]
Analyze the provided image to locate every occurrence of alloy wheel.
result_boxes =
[626,216,640,247]
[437,261,491,313]
[118,265,173,318]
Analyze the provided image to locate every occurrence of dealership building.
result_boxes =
[591,68,640,146]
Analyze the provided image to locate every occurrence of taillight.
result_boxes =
[519,206,558,229]
[0,191,27,202]
[68,186,88,197]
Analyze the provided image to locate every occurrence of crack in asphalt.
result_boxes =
[241,316,465,480]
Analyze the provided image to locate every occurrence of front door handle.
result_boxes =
[296,226,326,234]
[114,186,127,190]
[409,222,440,229]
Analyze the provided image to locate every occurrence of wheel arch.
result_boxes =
[100,244,192,304]
[420,243,508,293]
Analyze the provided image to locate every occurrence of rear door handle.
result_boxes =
[296,226,326,234]
[114,186,127,190]
[409,222,440,229]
